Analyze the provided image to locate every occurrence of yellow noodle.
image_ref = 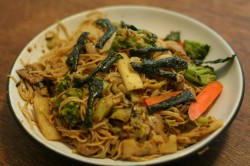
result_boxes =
[18,102,35,130]
[130,154,162,162]
[8,75,18,84]
[59,97,83,111]
[17,81,34,103]
[111,141,123,160]
[160,110,185,122]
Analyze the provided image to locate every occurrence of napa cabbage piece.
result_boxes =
[34,91,61,140]
[110,107,132,122]
[121,134,177,160]
[92,96,114,122]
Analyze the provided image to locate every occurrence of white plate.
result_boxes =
[8,5,244,165]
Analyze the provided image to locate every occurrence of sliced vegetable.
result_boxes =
[148,90,195,114]
[179,120,223,139]
[52,88,83,127]
[45,31,57,49]
[111,27,157,51]
[188,81,223,121]
[93,97,114,122]
[145,79,167,89]
[16,66,44,84]
[137,29,158,46]
[55,76,71,93]
[95,19,116,49]
[83,78,103,128]
[102,80,111,95]
[120,21,158,43]
[184,63,217,85]
[59,101,82,126]
[196,116,210,126]
[117,53,143,91]
[110,107,132,122]
[66,32,89,72]
[125,92,141,103]
[144,91,182,106]
[184,40,210,60]
[164,31,181,42]
[159,134,177,154]
[34,91,61,140]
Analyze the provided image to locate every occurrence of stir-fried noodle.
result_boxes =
[15,11,223,161]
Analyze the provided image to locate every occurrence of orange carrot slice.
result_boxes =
[177,41,184,47]
[144,91,182,106]
[188,81,223,121]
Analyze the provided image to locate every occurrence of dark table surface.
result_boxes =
[1,0,250,166]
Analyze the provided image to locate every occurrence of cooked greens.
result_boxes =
[164,31,181,42]
[111,24,157,51]
[184,63,217,85]
[52,87,83,127]
[184,40,210,60]
[55,76,71,93]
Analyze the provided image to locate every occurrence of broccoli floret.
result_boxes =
[56,76,71,93]
[111,28,157,51]
[52,87,83,127]
[137,29,157,46]
[59,102,82,125]
[184,63,216,85]
[184,40,210,60]
[66,88,83,98]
